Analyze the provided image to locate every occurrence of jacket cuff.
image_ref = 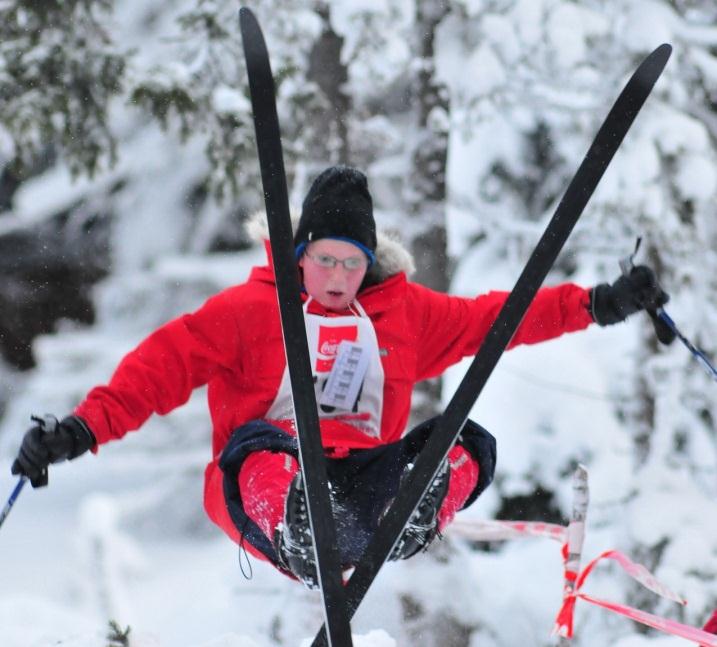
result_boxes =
[62,415,97,458]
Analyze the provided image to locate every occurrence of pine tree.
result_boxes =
[0,0,126,179]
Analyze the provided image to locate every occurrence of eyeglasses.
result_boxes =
[305,251,368,271]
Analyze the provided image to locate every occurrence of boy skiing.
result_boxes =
[12,165,669,588]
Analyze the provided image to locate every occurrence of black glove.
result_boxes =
[11,415,96,488]
[590,265,669,326]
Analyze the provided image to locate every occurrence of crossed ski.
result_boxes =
[239,8,670,645]
[239,8,352,646]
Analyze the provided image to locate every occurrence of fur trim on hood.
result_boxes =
[246,210,415,282]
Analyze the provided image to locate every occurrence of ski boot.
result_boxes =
[275,472,319,590]
[387,460,450,561]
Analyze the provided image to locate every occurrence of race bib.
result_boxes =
[319,341,369,411]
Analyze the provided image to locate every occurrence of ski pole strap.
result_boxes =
[618,236,643,277]
[656,308,717,382]
[0,477,27,530]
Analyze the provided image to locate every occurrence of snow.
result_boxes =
[512,0,545,51]
[330,0,413,92]
[0,597,102,647]
[466,45,507,97]
[302,631,395,647]
[0,124,15,160]
[619,1,676,53]
[0,452,405,647]
[674,154,717,202]
[544,4,608,69]
[3,164,121,232]
[212,86,252,115]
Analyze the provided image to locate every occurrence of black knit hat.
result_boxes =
[295,166,377,259]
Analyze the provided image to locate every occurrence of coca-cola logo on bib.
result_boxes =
[316,324,357,372]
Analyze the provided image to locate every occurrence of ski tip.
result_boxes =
[649,43,672,66]
[634,43,672,81]
[238,6,257,31]
[654,43,673,58]
[238,6,268,60]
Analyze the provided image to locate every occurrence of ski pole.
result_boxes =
[620,238,717,381]
[0,477,27,530]
[0,414,61,531]
[653,307,717,383]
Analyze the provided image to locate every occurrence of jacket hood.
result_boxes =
[245,209,415,283]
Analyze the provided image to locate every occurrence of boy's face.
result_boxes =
[298,238,369,311]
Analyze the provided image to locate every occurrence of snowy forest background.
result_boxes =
[0,0,716,645]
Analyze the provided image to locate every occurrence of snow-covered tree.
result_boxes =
[0,0,126,178]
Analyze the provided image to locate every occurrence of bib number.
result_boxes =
[319,341,369,411]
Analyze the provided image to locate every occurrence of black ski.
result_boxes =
[312,43,672,646]
[238,8,353,646]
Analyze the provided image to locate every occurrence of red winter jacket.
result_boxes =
[74,245,594,544]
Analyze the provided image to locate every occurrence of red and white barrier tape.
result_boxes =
[577,549,685,604]
[449,518,716,644]
[449,518,567,543]
[554,547,686,639]
[576,594,717,647]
